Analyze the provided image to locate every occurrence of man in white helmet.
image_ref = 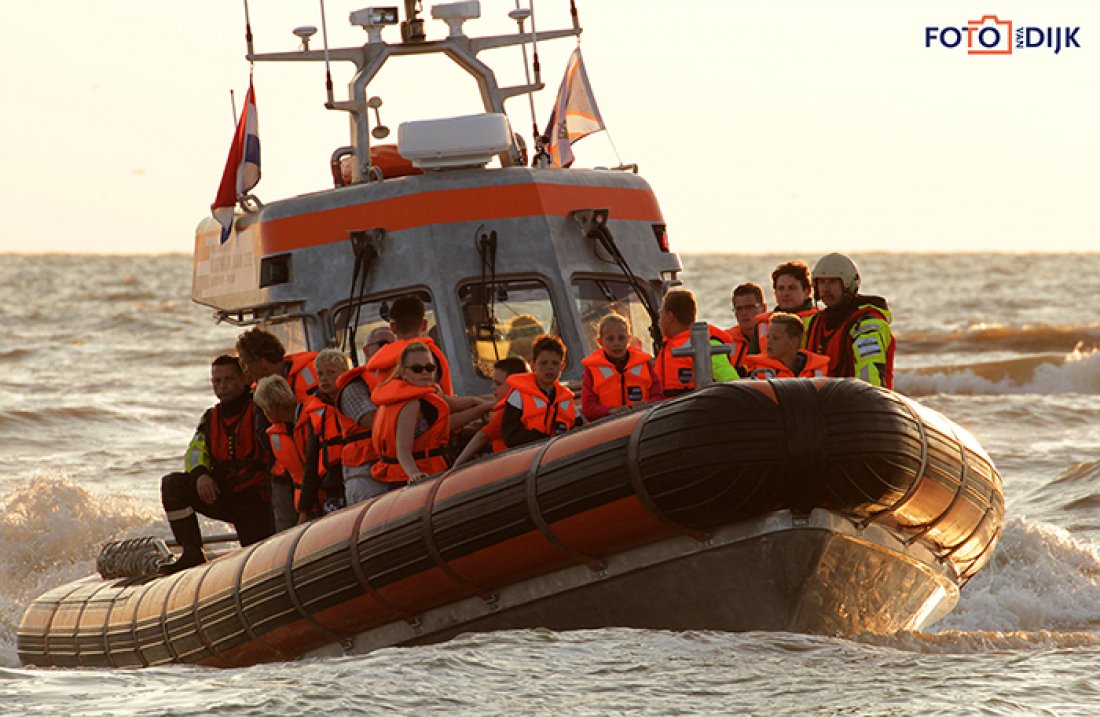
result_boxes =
[805,253,895,388]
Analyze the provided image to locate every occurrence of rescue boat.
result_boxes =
[18,1,1004,667]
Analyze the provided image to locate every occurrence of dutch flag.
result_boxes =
[211,80,261,243]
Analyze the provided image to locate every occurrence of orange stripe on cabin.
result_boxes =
[259,182,663,254]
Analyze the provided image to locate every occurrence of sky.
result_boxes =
[2,0,1099,254]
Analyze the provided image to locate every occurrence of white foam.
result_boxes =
[0,474,159,667]
[933,517,1100,633]
[898,347,1100,395]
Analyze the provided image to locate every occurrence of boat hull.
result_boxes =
[17,379,1002,668]
[309,509,956,660]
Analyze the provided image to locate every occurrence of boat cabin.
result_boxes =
[193,1,682,394]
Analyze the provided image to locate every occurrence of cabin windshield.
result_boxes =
[458,278,559,378]
[333,290,441,359]
[572,278,655,355]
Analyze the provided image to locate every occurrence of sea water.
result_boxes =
[1,253,1098,716]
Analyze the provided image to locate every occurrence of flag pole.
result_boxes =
[229,89,238,127]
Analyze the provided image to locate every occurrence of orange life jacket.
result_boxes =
[334,365,378,467]
[370,379,451,483]
[363,337,453,395]
[723,325,753,369]
[479,402,507,454]
[305,397,344,477]
[265,406,309,489]
[805,302,895,388]
[285,351,320,403]
[753,308,818,354]
[655,325,734,395]
[506,373,577,436]
[581,347,655,409]
[208,399,268,493]
[742,350,830,379]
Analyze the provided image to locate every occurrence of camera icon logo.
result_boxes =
[966,15,1013,54]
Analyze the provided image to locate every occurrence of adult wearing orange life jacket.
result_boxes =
[371,342,493,485]
[452,356,530,467]
[236,326,319,403]
[236,326,320,531]
[581,313,663,421]
[654,289,739,397]
[725,282,767,372]
[254,375,315,523]
[805,253,895,388]
[501,334,578,448]
[364,294,454,395]
[742,312,830,379]
[158,355,274,574]
[336,327,395,505]
[749,261,819,355]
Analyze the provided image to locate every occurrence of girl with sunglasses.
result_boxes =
[371,342,492,484]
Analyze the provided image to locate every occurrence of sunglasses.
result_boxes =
[405,362,437,374]
[366,339,392,349]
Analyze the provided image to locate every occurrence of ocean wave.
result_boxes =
[0,405,120,430]
[898,347,1100,395]
[0,475,158,667]
[857,628,1100,654]
[929,518,1100,635]
[903,324,1100,355]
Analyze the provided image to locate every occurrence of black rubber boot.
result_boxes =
[157,514,207,575]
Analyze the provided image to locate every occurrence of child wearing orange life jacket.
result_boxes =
[452,357,530,467]
[371,342,493,485]
[253,375,312,526]
[297,349,350,518]
[501,335,578,449]
[741,312,829,379]
[581,314,664,421]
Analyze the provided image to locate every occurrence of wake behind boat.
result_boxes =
[18,1,1003,668]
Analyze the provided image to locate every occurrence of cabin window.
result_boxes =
[572,278,658,355]
[458,278,559,378]
[264,320,308,355]
[333,290,440,362]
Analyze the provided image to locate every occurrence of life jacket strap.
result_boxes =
[380,446,448,464]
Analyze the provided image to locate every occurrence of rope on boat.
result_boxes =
[96,537,173,579]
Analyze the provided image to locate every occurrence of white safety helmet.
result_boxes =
[812,253,860,296]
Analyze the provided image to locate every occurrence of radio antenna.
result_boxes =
[510,2,540,152]
[319,0,335,104]
[242,0,255,57]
